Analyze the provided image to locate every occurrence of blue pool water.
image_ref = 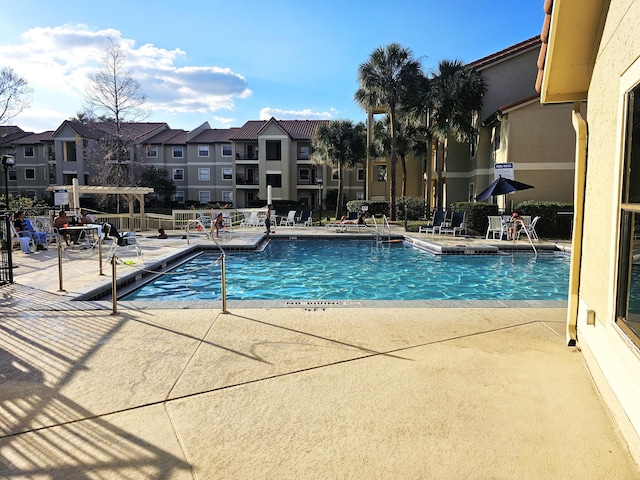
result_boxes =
[124,240,570,301]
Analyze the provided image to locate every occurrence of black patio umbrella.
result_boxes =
[475,175,534,201]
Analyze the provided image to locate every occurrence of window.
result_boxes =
[357,168,365,181]
[222,144,232,156]
[299,168,310,181]
[174,191,184,204]
[199,191,210,204]
[8,170,16,181]
[377,165,387,182]
[25,190,36,199]
[172,146,183,158]
[198,168,210,181]
[222,168,233,180]
[492,125,501,156]
[266,140,281,160]
[24,146,34,157]
[468,183,475,203]
[332,169,339,180]
[222,191,233,203]
[356,192,365,200]
[146,145,158,157]
[25,168,35,180]
[616,82,640,346]
[198,145,209,157]
[173,168,184,181]
[298,145,310,159]
[266,174,282,187]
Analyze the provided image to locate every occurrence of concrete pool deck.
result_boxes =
[1,227,639,478]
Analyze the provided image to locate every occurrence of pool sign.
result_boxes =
[494,162,514,180]
[54,188,69,206]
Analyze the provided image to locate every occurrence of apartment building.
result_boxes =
[0,118,366,210]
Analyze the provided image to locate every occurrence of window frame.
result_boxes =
[266,140,281,161]
[222,191,233,203]
[24,146,35,157]
[221,144,232,157]
[173,168,184,181]
[222,167,233,180]
[199,191,211,204]
[146,145,158,158]
[25,168,36,180]
[198,145,210,157]
[198,168,210,181]
[172,146,184,158]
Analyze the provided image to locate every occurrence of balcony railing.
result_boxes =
[236,153,259,160]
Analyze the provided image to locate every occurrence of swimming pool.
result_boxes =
[123,240,570,301]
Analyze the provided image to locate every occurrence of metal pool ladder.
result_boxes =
[371,215,391,243]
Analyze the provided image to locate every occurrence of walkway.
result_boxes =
[0,228,638,479]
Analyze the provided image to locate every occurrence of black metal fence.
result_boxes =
[0,212,14,285]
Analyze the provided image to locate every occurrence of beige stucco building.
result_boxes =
[538,0,640,458]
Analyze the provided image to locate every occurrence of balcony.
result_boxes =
[236,175,259,187]
[236,153,259,162]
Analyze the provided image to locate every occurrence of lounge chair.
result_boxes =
[107,230,143,259]
[516,215,540,242]
[296,210,312,226]
[9,221,35,253]
[280,210,297,226]
[439,211,466,236]
[419,210,446,234]
[486,215,506,240]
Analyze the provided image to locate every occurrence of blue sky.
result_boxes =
[1,0,545,133]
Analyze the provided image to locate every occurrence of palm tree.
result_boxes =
[369,114,430,200]
[355,43,422,220]
[311,120,366,219]
[417,59,486,210]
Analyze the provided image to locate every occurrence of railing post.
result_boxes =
[57,239,65,292]
[221,254,228,314]
[111,255,118,315]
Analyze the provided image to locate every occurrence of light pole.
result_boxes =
[2,155,15,283]
[2,155,15,210]
[316,177,323,226]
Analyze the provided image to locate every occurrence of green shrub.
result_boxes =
[396,197,428,221]
[346,200,389,217]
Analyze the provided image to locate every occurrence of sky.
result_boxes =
[1,0,545,134]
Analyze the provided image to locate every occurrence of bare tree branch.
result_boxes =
[0,67,33,125]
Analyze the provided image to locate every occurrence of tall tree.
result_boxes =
[141,166,176,207]
[369,114,430,199]
[417,59,486,210]
[0,67,33,124]
[354,43,422,220]
[83,39,148,188]
[311,120,366,219]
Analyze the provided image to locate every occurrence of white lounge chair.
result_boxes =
[280,210,297,226]
[9,221,35,253]
[296,210,312,226]
[516,216,540,242]
[486,216,506,240]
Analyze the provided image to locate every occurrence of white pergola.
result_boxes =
[47,179,154,230]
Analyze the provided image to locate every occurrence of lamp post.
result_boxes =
[316,177,323,226]
[2,155,15,210]
[2,155,15,284]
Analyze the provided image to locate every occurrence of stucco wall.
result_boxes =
[582,0,640,323]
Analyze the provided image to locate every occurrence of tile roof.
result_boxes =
[0,126,31,146]
[188,128,235,143]
[467,36,542,70]
[535,0,553,93]
[13,131,55,144]
[228,119,328,141]
[144,129,188,145]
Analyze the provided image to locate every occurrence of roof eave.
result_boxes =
[539,0,611,104]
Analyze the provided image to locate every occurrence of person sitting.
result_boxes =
[214,213,225,238]
[54,210,76,245]
[508,212,524,240]
[13,211,47,250]
[157,228,168,239]
[79,208,123,245]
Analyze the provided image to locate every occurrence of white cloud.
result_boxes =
[0,24,252,127]
[259,107,334,121]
